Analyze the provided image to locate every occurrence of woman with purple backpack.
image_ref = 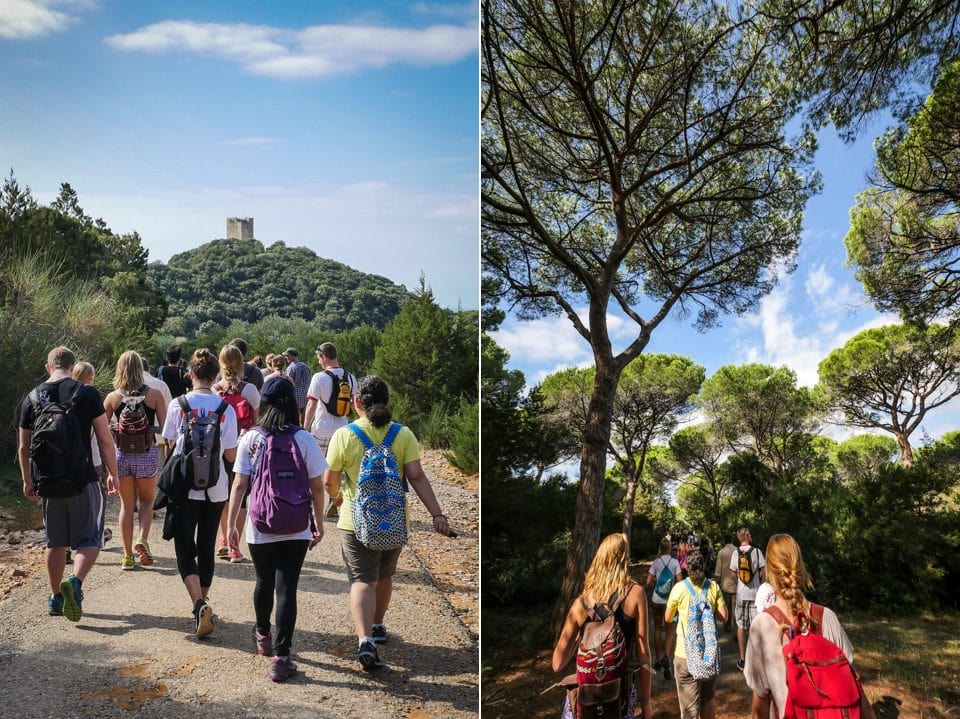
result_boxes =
[225,375,326,682]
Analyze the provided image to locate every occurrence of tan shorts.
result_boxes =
[340,530,401,584]
[673,656,717,719]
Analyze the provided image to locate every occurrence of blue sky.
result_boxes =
[491,117,960,446]
[0,0,478,310]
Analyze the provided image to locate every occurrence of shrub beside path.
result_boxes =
[0,451,478,718]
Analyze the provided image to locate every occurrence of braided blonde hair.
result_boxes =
[218,345,244,392]
[582,533,632,610]
[765,533,816,633]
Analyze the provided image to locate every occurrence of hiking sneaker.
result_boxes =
[48,593,64,616]
[133,537,154,567]
[372,624,387,645]
[229,548,244,563]
[195,602,214,639]
[121,555,136,570]
[358,640,384,672]
[270,656,298,682]
[216,539,229,559]
[737,658,745,671]
[103,528,112,544]
[253,626,272,656]
[60,576,83,622]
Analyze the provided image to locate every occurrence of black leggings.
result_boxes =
[248,540,310,657]
[173,499,226,587]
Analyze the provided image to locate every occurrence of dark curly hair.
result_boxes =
[358,375,392,427]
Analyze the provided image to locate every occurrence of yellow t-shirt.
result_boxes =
[326,418,420,533]
[666,578,726,660]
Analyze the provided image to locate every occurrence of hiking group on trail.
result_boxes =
[551,527,873,719]
[17,343,455,684]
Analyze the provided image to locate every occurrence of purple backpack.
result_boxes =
[247,427,312,534]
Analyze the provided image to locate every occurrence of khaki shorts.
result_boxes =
[674,656,717,719]
[340,530,401,584]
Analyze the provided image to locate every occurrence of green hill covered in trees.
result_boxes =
[148,238,412,337]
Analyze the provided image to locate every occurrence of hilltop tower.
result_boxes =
[226,217,254,240]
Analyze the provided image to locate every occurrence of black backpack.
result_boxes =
[162,396,228,493]
[322,370,352,417]
[28,383,90,498]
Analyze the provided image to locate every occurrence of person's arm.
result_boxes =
[148,388,167,436]
[92,414,119,493]
[309,473,325,545]
[405,459,450,536]
[631,584,652,719]
[552,601,584,672]
[18,428,36,501]
[714,584,729,624]
[226,472,250,552]
[303,398,318,433]
[323,468,341,506]
[223,446,237,463]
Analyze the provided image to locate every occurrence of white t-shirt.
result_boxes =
[306,368,356,442]
[730,544,766,601]
[235,427,328,544]
[648,554,682,605]
[143,373,172,444]
[161,391,239,503]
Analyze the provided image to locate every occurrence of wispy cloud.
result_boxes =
[104,19,478,79]
[411,2,476,19]
[0,0,87,39]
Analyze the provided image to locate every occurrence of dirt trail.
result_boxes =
[0,454,478,718]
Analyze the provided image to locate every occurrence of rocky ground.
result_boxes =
[0,448,478,718]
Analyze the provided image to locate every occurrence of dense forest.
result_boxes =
[1,172,478,480]
[148,239,412,337]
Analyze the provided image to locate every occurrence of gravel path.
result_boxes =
[0,474,478,718]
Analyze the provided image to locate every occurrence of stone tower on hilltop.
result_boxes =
[226,217,254,240]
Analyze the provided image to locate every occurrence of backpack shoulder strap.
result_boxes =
[213,399,228,417]
[808,603,825,633]
[346,422,373,449]
[383,422,402,446]
[176,395,192,416]
[763,605,790,626]
[683,578,697,597]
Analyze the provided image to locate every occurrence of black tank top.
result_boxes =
[113,386,156,426]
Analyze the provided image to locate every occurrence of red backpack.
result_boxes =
[215,381,255,432]
[765,604,865,719]
[573,588,629,719]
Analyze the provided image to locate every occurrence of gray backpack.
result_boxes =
[174,396,228,491]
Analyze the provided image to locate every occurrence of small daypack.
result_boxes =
[574,589,629,719]
[113,385,152,453]
[738,547,757,585]
[348,422,407,551]
[215,381,254,432]
[172,395,228,491]
[653,556,676,601]
[247,427,312,534]
[765,604,864,719]
[682,578,721,680]
[28,383,90,498]
[323,370,352,417]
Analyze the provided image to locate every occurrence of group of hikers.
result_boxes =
[552,527,870,719]
[17,340,454,682]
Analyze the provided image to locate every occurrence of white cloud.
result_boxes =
[0,0,77,39]
[411,2,476,20]
[492,315,590,367]
[104,20,478,79]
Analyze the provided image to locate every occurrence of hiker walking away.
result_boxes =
[664,550,728,719]
[226,376,326,682]
[304,342,357,519]
[18,346,119,622]
[161,348,238,639]
[103,351,168,570]
[141,356,172,471]
[552,533,653,719]
[646,536,683,680]
[214,344,261,563]
[228,337,264,391]
[71,362,112,548]
[729,527,766,670]
[158,345,191,398]
[744,534,865,719]
[283,348,311,425]
[262,353,289,383]
[713,534,738,632]
[323,375,453,671]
